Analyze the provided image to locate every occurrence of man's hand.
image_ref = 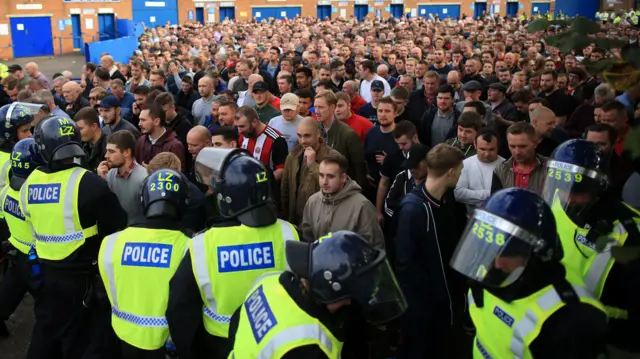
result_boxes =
[304,146,316,165]
[375,151,386,165]
[132,102,141,115]
[97,161,109,179]
[377,212,385,226]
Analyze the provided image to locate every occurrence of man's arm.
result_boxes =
[300,198,315,242]
[280,155,293,220]
[346,131,368,189]
[356,200,385,250]
[454,162,490,205]
[376,176,391,222]
[271,137,288,181]
[490,172,504,194]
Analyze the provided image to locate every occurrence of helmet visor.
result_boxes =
[194,147,239,186]
[351,257,408,325]
[5,102,47,124]
[450,209,540,288]
[541,160,608,222]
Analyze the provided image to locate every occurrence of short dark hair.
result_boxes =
[212,126,239,144]
[584,123,616,145]
[507,121,537,140]
[463,100,487,117]
[85,63,97,73]
[528,97,551,108]
[436,85,455,98]
[320,152,349,174]
[378,97,397,112]
[107,130,137,157]
[475,127,499,143]
[600,100,627,120]
[295,67,313,78]
[95,68,110,81]
[457,112,483,130]
[181,75,193,85]
[132,85,150,96]
[294,88,313,100]
[426,144,464,177]
[393,120,417,139]
[329,59,344,70]
[360,60,375,73]
[316,80,333,90]
[541,69,557,80]
[511,89,535,104]
[142,102,166,126]
[74,107,100,126]
[236,105,259,122]
[154,92,174,107]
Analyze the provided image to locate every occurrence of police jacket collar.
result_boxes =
[485,262,567,303]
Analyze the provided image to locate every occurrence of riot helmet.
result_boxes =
[9,138,43,190]
[194,147,276,227]
[542,139,609,224]
[33,115,86,164]
[140,169,189,220]
[0,102,45,149]
[286,231,407,325]
[450,188,560,288]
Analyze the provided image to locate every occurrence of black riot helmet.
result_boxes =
[285,231,407,325]
[140,169,189,220]
[0,102,45,149]
[194,147,277,227]
[33,115,85,164]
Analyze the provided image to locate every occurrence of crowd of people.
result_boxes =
[0,10,639,359]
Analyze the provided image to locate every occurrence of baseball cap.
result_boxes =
[371,80,385,92]
[257,45,267,53]
[8,64,22,73]
[280,93,300,111]
[462,80,482,92]
[97,95,121,109]
[252,81,269,93]
[488,83,507,93]
[401,144,430,169]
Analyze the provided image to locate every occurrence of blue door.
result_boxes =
[132,0,178,26]
[354,5,368,21]
[196,8,205,23]
[317,5,331,20]
[474,2,487,18]
[283,7,301,19]
[10,17,54,58]
[220,7,235,21]
[418,4,460,19]
[390,4,404,18]
[98,14,115,40]
[531,2,550,16]
[506,2,518,16]
[71,14,84,52]
[253,7,274,20]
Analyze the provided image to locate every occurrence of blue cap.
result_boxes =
[98,95,121,109]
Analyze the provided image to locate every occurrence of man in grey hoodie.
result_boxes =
[300,152,384,250]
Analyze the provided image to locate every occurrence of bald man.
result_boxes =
[63,81,90,118]
[100,54,126,83]
[186,125,212,160]
[280,116,341,224]
[530,106,567,157]
[238,73,264,107]
[25,62,50,89]
[192,77,215,125]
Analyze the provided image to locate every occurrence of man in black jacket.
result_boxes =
[62,81,90,119]
[418,84,460,147]
[395,143,467,359]
[407,71,439,128]
[74,107,107,173]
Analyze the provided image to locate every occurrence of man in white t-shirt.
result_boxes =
[454,127,504,214]
[358,59,390,103]
[268,93,303,151]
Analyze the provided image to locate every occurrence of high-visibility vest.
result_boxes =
[98,227,189,350]
[470,269,604,359]
[20,166,98,260]
[0,152,10,188]
[552,195,640,319]
[229,273,343,359]
[190,219,299,338]
[0,185,35,254]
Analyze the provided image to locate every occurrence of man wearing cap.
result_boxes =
[486,82,518,131]
[98,95,141,138]
[253,81,281,124]
[268,93,303,152]
[7,65,29,90]
[358,60,391,103]
[455,80,493,125]
[384,143,429,220]
[358,80,386,125]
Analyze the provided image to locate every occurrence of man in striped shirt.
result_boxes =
[235,105,288,182]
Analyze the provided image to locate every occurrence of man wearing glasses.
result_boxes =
[330,59,346,92]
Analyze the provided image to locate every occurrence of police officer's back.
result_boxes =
[21,115,127,359]
[99,169,190,359]
[227,231,407,359]
[451,188,608,358]
[166,148,300,359]
[543,139,640,355]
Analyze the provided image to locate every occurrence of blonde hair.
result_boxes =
[147,152,182,174]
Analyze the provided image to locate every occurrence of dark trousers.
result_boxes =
[120,341,166,359]
[26,270,116,359]
[0,251,38,320]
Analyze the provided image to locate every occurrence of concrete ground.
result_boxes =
[5,53,87,80]
[0,270,35,359]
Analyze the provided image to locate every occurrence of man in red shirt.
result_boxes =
[335,91,373,144]
[235,106,288,182]
[342,80,367,114]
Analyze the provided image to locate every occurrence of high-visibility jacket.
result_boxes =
[98,227,189,350]
[0,152,10,188]
[0,185,35,254]
[190,219,298,338]
[229,273,342,359]
[552,196,640,319]
[470,269,604,359]
[20,166,98,260]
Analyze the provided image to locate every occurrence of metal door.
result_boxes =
[10,17,54,57]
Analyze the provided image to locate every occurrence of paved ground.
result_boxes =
[0,269,35,359]
[5,53,87,80]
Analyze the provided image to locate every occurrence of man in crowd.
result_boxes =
[74,107,107,173]
[253,81,281,123]
[445,111,482,158]
[268,93,303,151]
[98,95,140,137]
[62,81,89,118]
[136,102,187,172]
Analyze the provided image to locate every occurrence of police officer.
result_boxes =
[166,148,300,359]
[0,102,43,187]
[228,230,407,358]
[20,115,127,359]
[0,138,42,335]
[98,169,190,359]
[543,139,640,357]
[450,187,608,358]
